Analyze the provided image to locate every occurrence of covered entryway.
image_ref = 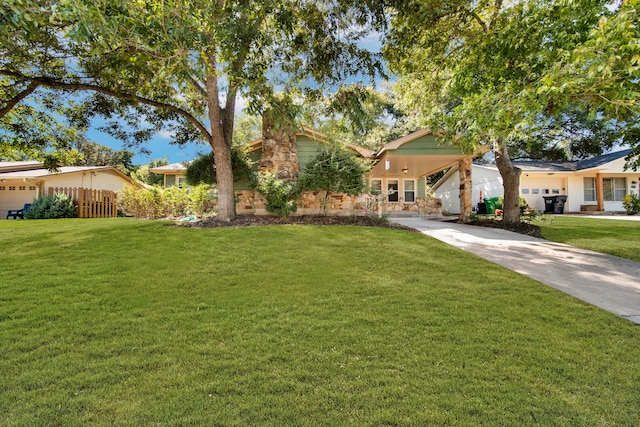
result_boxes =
[369,129,484,222]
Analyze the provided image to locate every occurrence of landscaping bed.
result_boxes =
[469,217,543,238]
[184,214,543,237]
[183,214,419,231]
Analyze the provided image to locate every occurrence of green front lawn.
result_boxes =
[1,219,639,425]
[534,216,640,262]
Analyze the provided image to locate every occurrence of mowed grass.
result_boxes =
[535,216,640,262]
[1,219,639,426]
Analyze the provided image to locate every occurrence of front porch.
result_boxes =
[369,129,483,222]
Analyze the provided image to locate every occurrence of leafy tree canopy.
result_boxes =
[184,149,254,187]
[537,0,640,169]
[383,0,625,223]
[71,140,135,174]
[131,158,169,187]
[300,145,371,196]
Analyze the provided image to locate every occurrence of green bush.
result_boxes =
[120,186,165,219]
[120,184,214,219]
[24,193,76,219]
[498,195,530,211]
[622,193,640,215]
[253,172,300,218]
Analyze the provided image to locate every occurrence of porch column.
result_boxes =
[596,172,605,211]
[458,157,473,223]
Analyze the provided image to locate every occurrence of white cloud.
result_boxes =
[156,129,176,140]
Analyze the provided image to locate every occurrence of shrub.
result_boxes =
[164,186,191,218]
[253,172,300,218]
[120,184,214,219]
[622,193,640,215]
[120,186,165,219]
[24,193,76,219]
[498,195,530,211]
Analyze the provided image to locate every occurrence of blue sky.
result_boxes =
[87,125,205,166]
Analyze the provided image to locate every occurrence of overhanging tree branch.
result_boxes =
[0,70,212,142]
[0,82,40,119]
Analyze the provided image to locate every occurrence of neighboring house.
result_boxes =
[150,127,478,216]
[0,162,140,219]
[432,149,639,214]
[149,162,190,188]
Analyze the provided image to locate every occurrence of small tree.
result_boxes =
[300,146,370,214]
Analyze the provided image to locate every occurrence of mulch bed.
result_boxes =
[181,214,418,231]
[468,218,543,238]
[179,214,542,237]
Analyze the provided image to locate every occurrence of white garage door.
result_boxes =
[0,183,38,219]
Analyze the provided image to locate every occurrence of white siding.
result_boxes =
[566,176,585,212]
[435,166,503,214]
[519,174,567,212]
[44,170,128,192]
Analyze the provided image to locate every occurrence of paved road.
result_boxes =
[391,216,640,324]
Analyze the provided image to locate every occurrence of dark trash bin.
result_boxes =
[477,202,487,214]
[544,195,567,214]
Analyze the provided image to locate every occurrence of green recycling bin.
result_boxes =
[484,197,501,214]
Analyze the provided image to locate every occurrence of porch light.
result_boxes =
[402,167,409,175]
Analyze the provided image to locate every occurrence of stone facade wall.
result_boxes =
[235,189,442,216]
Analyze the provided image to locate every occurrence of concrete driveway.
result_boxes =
[391,216,640,324]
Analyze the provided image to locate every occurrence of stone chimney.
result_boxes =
[258,115,300,182]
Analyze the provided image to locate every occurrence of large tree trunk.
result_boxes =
[205,68,236,222]
[494,143,521,225]
[210,132,235,221]
[458,157,473,223]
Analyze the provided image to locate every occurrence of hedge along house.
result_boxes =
[431,149,639,214]
[0,162,141,219]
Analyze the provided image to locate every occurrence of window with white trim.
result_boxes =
[387,179,399,203]
[604,177,626,201]
[370,179,382,195]
[403,179,416,203]
[583,178,596,201]
[585,177,627,201]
